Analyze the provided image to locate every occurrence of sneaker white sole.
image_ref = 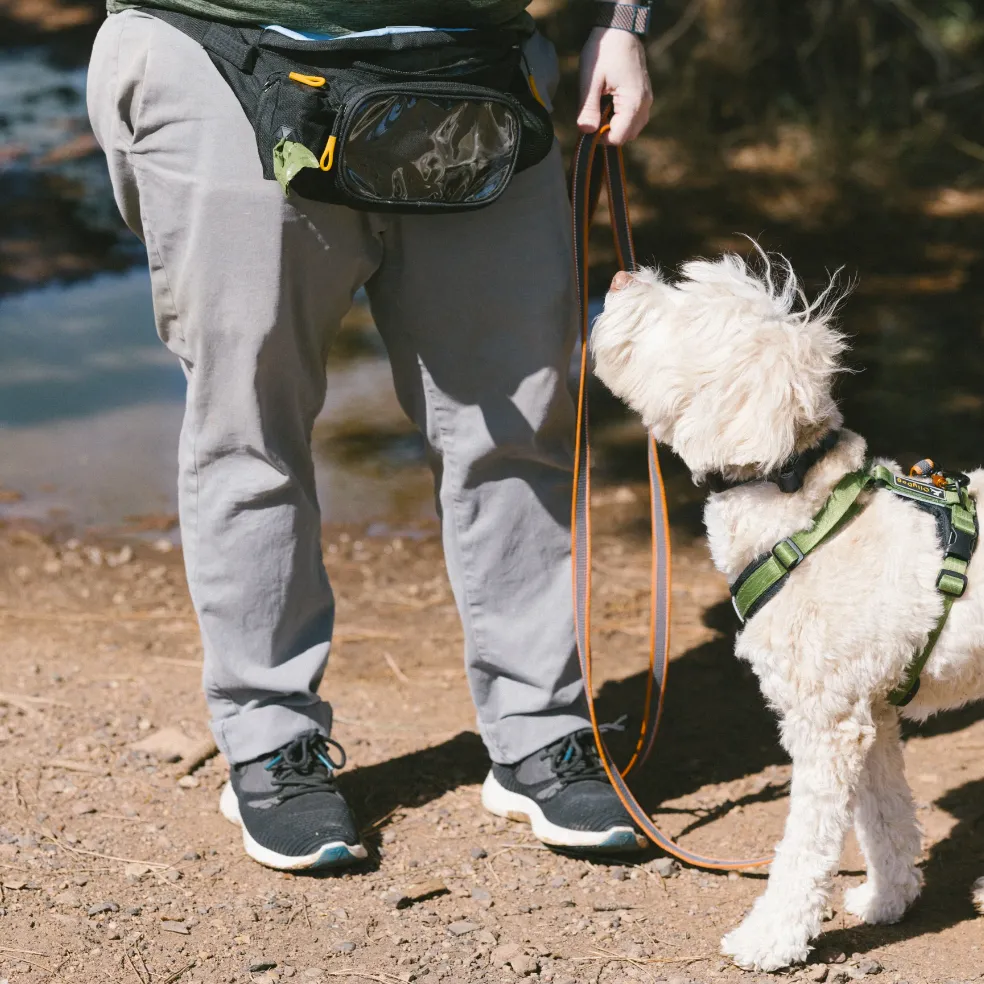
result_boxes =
[481,771,646,852]
[219,781,368,871]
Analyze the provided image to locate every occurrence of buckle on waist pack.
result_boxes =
[772,538,805,571]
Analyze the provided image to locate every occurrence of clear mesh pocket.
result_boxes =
[338,93,520,206]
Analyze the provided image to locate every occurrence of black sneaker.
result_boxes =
[481,727,647,853]
[219,730,367,870]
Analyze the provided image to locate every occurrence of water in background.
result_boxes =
[0,270,437,531]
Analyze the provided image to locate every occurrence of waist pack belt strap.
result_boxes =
[570,113,771,870]
[731,465,875,624]
[143,9,259,72]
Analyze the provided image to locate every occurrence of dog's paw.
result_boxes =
[972,876,984,915]
[843,874,921,925]
[721,917,812,972]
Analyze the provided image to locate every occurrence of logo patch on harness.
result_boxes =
[895,476,947,499]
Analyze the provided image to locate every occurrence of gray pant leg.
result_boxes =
[87,10,382,764]
[366,36,589,765]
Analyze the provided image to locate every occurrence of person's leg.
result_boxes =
[88,10,381,867]
[366,34,641,851]
[366,35,586,768]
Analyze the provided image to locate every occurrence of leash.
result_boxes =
[570,116,773,870]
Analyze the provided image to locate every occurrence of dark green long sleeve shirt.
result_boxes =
[107,0,535,36]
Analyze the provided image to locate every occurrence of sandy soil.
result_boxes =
[0,492,983,984]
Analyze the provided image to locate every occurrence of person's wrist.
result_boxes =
[589,1,653,38]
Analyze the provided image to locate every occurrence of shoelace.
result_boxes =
[264,730,347,804]
[544,718,626,787]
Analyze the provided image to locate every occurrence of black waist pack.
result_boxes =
[145,10,555,213]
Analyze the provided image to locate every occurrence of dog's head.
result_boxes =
[591,252,848,482]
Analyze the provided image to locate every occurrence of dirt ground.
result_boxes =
[1,490,983,984]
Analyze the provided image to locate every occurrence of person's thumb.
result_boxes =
[577,74,605,133]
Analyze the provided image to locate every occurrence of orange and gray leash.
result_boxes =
[570,117,773,871]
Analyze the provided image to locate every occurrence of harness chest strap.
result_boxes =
[730,461,977,707]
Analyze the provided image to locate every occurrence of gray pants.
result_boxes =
[87,9,589,766]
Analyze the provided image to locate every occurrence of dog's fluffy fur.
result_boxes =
[591,253,984,971]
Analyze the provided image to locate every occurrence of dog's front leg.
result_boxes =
[844,705,922,924]
[721,712,875,972]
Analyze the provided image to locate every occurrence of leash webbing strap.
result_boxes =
[570,118,772,870]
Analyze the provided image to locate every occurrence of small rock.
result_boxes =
[491,943,524,967]
[160,922,190,935]
[125,863,152,881]
[447,921,480,937]
[282,968,295,979]
[88,901,120,916]
[107,545,134,567]
[470,847,488,860]
[301,969,325,979]
[470,887,491,903]
[382,830,397,845]
[826,952,848,964]
[129,727,201,763]
[164,869,182,882]
[54,891,81,907]
[651,858,680,879]
[333,941,356,954]
[548,876,567,888]
[177,774,200,789]
[249,962,277,973]
[107,929,122,940]
[182,850,201,861]
[382,889,405,908]
[857,959,883,976]
[665,976,691,984]
[809,967,829,983]
[331,908,348,921]
[405,878,449,902]
[610,867,628,882]
[829,972,850,984]
[509,955,539,976]
[125,906,142,916]
[70,803,97,816]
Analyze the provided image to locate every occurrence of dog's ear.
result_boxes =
[670,254,849,478]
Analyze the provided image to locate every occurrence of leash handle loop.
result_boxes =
[570,115,773,870]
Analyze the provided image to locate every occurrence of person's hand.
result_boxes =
[577,27,653,145]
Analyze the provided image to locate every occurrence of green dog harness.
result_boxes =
[729,457,978,706]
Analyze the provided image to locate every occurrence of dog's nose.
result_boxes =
[610,271,634,292]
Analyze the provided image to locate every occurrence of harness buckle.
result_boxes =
[772,537,805,572]
[946,527,975,563]
[937,569,968,597]
[731,593,746,625]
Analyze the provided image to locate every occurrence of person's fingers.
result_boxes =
[604,95,644,145]
[602,85,653,144]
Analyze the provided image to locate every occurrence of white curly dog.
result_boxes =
[590,252,984,971]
